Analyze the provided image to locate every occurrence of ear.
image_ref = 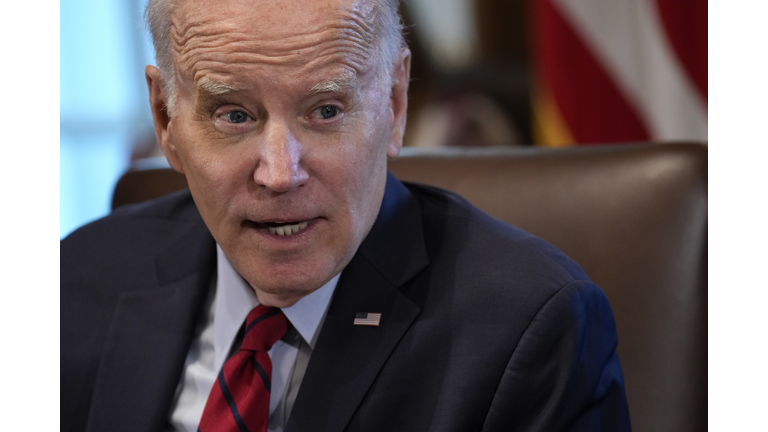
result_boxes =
[145,65,185,174]
[387,48,411,159]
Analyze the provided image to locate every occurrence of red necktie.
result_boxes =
[198,305,288,432]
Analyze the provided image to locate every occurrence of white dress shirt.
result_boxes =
[166,245,339,432]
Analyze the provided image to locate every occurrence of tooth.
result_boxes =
[266,221,310,236]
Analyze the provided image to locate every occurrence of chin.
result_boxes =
[247,270,335,307]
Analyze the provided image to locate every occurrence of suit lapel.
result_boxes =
[86,219,216,432]
[287,174,429,432]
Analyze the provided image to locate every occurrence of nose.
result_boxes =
[253,122,309,192]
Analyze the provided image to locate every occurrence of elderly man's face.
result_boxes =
[147,0,410,307]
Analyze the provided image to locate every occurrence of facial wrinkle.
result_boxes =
[171,3,378,81]
[171,3,375,46]
[177,27,372,67]
[182,40,373,90]
[343,2,376,49]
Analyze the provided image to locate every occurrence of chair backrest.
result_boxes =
[112,143,708,432]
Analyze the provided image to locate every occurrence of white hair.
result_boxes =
[144,0,406,117]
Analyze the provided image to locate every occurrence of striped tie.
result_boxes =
[198,305,288,432]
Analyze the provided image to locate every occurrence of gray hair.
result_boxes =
[144,0,406,117]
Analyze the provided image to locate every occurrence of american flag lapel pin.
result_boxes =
[353,312,382,327]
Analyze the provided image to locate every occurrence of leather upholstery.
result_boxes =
[111,142,707,432]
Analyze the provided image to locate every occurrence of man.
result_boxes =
[61,0,631,430]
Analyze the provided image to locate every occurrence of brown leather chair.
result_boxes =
[112,142,707,432]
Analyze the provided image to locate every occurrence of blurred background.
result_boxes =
[60,0,706,238]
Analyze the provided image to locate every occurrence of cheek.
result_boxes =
[174,126,254,222]
[330,114,391,226]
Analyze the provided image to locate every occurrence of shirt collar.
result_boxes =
[213,244,338,368]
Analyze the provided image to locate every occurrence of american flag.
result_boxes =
[353,312,382,327]
[531,0,706,146]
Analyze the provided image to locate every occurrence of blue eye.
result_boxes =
[223,111,250,123]
[317,106,339,119]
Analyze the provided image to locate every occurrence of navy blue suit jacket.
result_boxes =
[61,173,631,431]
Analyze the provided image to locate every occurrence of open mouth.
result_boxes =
[262,220,310,236]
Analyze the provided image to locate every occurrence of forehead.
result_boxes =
[170,0,378,88]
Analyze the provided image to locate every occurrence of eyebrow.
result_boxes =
[308,74,357,96]
[196,76,240,95]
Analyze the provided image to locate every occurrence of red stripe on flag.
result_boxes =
[654,0,707,104]
[532,0,651,144]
